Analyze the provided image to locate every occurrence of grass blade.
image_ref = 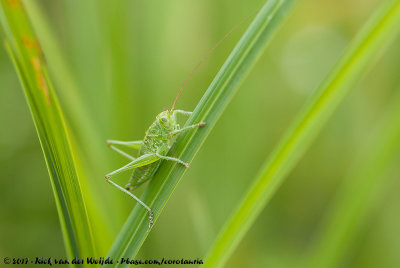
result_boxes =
[20,0,106,165]
[0,0,95,260]
[203,0,400,267]
[19,0,120,253]
[106,0,296,266]
[303,86,400,268]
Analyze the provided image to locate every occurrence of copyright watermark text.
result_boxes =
[2,257,203,266]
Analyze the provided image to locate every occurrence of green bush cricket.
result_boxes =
[105,11,258,229]
[105,108,205,229]
[105,70,207,229]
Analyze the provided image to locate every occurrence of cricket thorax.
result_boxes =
[141,111,178,153]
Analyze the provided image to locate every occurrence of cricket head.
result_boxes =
[157,110,177,131]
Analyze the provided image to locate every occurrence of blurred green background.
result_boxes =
[1,0,399,267]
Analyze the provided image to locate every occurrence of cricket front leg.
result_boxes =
[105,153,159,228]
[173,110,192,116]
[106,140,143,149]
[156,152,190,168]
[171,110,206,135]
[169,121,206,136]
[106,140,143,161]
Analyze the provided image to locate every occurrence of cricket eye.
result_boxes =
[161,117,167,123]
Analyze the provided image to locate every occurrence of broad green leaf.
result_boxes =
[20,0,119,254]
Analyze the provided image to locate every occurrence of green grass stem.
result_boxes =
[105,0,296,266]
[303,86,400,268]
[203,0,400,267]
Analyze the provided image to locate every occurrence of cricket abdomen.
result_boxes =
[128,140,162,189]
[129,160,161,189]
[126,114,177,190]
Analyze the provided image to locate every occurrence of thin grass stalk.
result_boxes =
[105,0,296,266]
[303,86,400,268]
[203,0,400,267]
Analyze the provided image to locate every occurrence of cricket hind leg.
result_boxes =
[105,153,160,229]
[106,179,153,228]
[105,153,159,178]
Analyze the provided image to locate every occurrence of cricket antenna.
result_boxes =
[171,9,259,111]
